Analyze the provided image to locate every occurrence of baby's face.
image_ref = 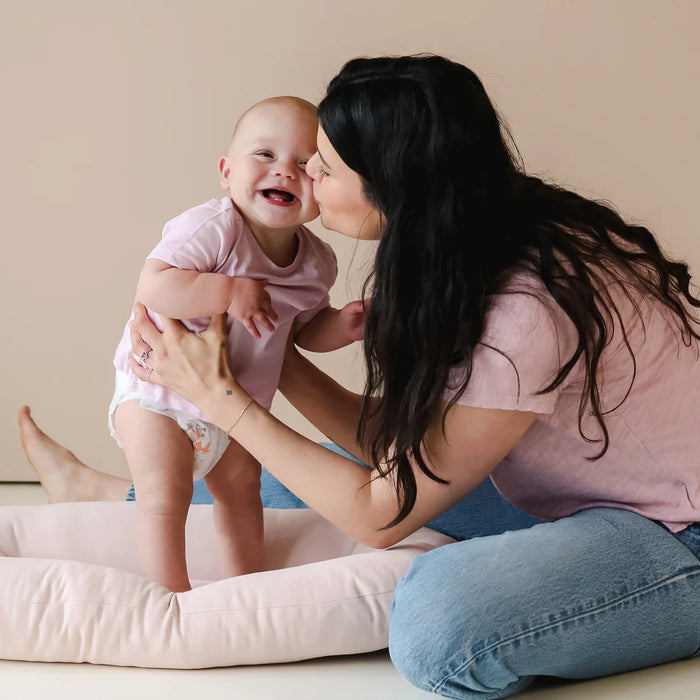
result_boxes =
[219,101,320,238]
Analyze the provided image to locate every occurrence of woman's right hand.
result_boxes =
[128,301,239,411]
[129,301,153,362]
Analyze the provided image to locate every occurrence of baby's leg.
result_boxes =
[113,401,194,591]
[204,440,263,578]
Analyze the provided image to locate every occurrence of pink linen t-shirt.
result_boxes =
[444,269,700,532]
[113,197,337,416]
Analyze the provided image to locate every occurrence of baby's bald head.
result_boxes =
[228,96,317,150]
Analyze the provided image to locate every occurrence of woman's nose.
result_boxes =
[305,152,320,180]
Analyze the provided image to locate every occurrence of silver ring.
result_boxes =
[147,368,153,382]
[141,350,150,362]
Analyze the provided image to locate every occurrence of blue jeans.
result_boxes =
[390,509,700,698]
[185,444,700,698]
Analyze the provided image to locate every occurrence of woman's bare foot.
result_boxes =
[17,406,131,503]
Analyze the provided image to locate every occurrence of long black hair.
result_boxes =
[317,55,700,527]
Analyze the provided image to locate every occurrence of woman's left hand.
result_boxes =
[128,301,234,407]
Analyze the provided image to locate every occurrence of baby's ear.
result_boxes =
[218,156,231,188]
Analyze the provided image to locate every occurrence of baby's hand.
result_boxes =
[227,278,279,339]
[338,299,369,343]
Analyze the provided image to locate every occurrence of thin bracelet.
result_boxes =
[226,397,254,435]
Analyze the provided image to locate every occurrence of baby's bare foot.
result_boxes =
[18,406,130,503]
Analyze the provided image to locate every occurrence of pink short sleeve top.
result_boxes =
[113,197,337,414]
[444,269,700,532]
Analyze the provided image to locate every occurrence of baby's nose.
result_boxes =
[274,160,296,178]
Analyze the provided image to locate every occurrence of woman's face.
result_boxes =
[305,127,384,241]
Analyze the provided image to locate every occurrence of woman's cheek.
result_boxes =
[311,180,321,205]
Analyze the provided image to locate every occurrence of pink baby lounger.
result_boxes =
[0,502,452,667]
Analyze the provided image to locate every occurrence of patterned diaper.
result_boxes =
[108,370,231,479]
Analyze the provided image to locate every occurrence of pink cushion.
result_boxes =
[0,502,452,668]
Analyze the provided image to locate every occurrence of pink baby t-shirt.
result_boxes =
[444,269,700,532]
[113,197,337,416]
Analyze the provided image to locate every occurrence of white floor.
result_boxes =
[1,483,698,700]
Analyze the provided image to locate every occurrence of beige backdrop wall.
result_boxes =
[2,0,698,480]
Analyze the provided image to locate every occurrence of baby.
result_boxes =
[110,97,365,591]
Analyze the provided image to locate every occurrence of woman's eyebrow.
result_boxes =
[318,150,332,171]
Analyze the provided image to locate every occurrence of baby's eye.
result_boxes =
[256,151,273,159]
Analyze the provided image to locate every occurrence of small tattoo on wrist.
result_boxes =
[226,389,233,396]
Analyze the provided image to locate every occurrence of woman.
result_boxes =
[20,55,700,698]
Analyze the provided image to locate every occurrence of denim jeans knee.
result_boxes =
[389,537,538,699]
[389,509,700,700]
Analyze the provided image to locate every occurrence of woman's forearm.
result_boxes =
[277,347,373,464]
[196,384,401,547]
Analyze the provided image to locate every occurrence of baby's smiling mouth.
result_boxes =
[261,189,297,204]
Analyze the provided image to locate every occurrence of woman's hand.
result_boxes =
[128,301,234,408]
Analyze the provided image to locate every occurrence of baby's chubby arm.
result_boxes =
[295,299,368,353]
[136,259,278,338]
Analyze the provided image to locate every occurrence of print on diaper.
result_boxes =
[185,422,212,453]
